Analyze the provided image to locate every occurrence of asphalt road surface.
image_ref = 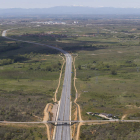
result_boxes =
[2,29,72,140]
[55,54,72,140]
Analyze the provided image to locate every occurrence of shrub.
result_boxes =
[78,65,81,70]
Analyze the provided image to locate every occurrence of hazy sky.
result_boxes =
[0,0,140,8]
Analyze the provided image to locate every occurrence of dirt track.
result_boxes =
[43,103,52,140]
[72,55,83,140]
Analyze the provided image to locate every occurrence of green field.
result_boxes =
[75,45,140,120]
[76,48,140,118]
[0,36,63,121]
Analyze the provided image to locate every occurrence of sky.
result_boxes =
[0,0,140,8]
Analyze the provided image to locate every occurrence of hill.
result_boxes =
[1,7,140,16]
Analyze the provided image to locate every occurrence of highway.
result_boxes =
[2,29,72,140]
[55,54,72,140]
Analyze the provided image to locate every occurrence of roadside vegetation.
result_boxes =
[0,124,47,140]
[0,36,63,122]
[75,45,140,120]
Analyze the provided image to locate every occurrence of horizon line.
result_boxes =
[1,6,140,9]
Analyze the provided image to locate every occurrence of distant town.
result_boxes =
[31,21,66,25]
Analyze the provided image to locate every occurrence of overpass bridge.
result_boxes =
[1,119,140,125]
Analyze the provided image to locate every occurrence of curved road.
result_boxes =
[2,29,72,140]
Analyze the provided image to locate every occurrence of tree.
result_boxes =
[46,66,52,71]
[78,65,81,70]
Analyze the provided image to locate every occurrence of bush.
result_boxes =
[78,65,81,70]
[111,67,117,75]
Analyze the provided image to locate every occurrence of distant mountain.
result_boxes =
[0,6,140,15]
